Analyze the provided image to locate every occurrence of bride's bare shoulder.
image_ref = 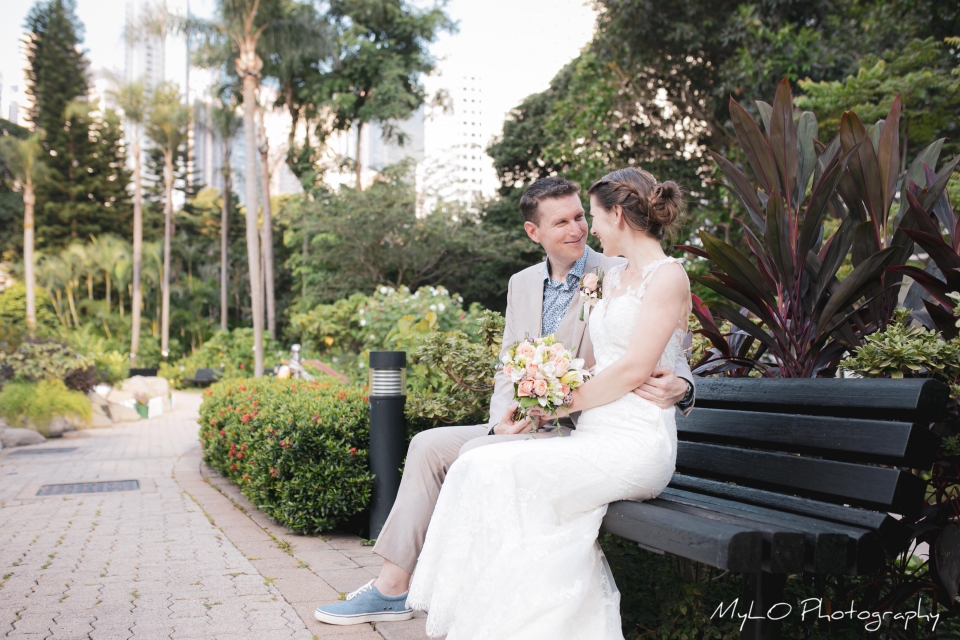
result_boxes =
[646,261,690,297]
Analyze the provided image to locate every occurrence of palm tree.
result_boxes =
[63,244,87,326]
[113,249,132,318]
[145,82,190,361]
[257,98,276,338]
[35,253,68,328]
[231,0,268,375]
[113,81,148,364]
[142,241,163,336]
[0,132,45,334]
[210,97,241,331]
[139,0,329,376]
[89,234,128,310]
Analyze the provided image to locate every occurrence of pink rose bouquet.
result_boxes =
[578,268,604,320]
[500,334,591,432]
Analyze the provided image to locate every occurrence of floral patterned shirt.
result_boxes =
[541,248,588,337]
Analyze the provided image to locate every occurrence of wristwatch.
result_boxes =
[488,425,497,436]
[676,379,694,411]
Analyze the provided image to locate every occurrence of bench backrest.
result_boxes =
[674,378,948,519]
[195,368,218,380]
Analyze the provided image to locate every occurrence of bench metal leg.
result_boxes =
[739,572,787,640]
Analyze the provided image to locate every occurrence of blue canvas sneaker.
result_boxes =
[314,579,414,625]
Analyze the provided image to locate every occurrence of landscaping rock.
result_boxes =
[121,376,170,400]
[88,391,110,412]
[80,413,112,429]
[44,416,75,437]
[0,427,46,447]
[105,388,134,405]
[108,403,141,423]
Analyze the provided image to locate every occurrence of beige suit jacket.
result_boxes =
[485,247,696,427]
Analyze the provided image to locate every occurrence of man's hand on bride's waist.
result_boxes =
[633,366,688,409]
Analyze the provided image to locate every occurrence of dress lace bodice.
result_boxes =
[590,257,689,376]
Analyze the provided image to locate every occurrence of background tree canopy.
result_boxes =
[485,0,960,269]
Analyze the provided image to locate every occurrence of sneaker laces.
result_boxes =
[346,580,376,601]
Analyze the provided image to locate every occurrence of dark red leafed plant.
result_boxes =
[689,294,772,377]
[681,79,946,377]
[886,147,960,339]
[680,79,904,377]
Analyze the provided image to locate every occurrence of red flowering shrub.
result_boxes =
[198,377,373,533]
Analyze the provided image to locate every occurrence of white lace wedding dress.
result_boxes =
[406,258,688,640]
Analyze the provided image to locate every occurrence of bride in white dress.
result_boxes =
[406,167,692,640]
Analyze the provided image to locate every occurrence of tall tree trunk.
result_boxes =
[66,285,79,326]
[258,106,276,338]
[105,273,111,309]
[131,134,143,365]
[240,61,264,376]
[355,121,364,191]
[23,182,36,334]
[301,212,308,298]
[161,151,174,360]
[52,289,66,327]
[221,138,231,332]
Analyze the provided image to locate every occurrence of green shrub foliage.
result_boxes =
[405,309,504,432]
[0,379,92,432]
[842,309,960,401]
[161,328,284,389]
[0,341,94,390]
[198,377,373,533]
[287,285,483,385]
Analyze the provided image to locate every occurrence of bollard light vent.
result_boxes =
[369,351,406,396]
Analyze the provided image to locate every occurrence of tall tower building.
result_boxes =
[8,85,20,125]
[451,74,487,196]
[422,72,497,206]
[124,0,165,91]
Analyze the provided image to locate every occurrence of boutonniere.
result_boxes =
[578,268,604,321]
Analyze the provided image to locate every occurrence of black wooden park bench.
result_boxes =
[600,377,950,639]
[183,368,220,387]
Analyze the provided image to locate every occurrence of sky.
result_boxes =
[0,0,596,133]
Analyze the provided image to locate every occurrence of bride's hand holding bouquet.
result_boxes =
[500,334,591,433]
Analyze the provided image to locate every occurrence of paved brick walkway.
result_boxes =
[0,392,431,640]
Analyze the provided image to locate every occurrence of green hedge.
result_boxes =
[198,377,373,533]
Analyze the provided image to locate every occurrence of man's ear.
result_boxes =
[523,220,541,244]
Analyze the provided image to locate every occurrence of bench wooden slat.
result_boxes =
[647,498,808,574]
[601,500,763,572]
[676,442,926,516]
[668,474,912,556]
[694,378,949,422]
[678,408,940,468]
[659,488,885,574]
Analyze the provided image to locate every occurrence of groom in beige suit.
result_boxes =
[315,176,696,625]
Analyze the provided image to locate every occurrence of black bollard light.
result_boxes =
[368,351,407,540]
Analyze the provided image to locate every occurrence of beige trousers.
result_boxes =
[372,423,572,574]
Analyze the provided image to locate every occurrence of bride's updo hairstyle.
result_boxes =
[587,167,685,240]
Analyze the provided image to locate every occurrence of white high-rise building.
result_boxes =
[451,74,487,195]
[6,82,20,125]
[124,0,165,91]
[422,73,498,206]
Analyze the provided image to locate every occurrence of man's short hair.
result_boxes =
[519,177,581,225]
